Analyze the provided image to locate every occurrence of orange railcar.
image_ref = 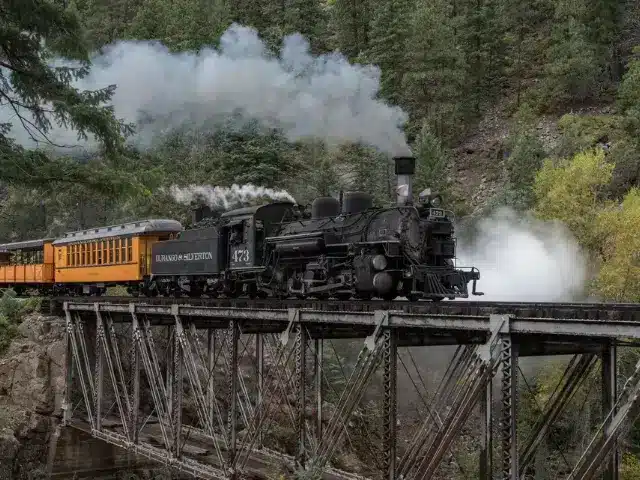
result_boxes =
[52,219,183,295]
[0,238,56,293]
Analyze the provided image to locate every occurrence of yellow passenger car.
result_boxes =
[0,238,56,294]
[52,219,183,295]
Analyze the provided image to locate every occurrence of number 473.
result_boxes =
[233,249,250,262]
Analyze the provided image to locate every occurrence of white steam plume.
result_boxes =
[1,24,410,156]
[169,184,296,210]
[456,207,589,302]
[404,207,592,407]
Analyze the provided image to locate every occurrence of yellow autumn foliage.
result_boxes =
[594,187,640,301]
[531,146,640,302]
[621,453,640,480]
[532,147,614,251]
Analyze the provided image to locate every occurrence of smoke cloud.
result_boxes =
[456,207,589,302]
[1,23,410,156]
[169,184,296,210]
[396,208,591,415]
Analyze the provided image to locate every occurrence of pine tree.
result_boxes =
[333,144,391,205]
[501,0,554,106]
[1,0,133,188]
[585,0,623,82]
[327,0,373,60]
[72,0,145,49]
[127,0,229,51]
[283,0,329,53]
[362,0,414,104]
[413,123,453,197]
[402,0,466,142]
[535,0,600,109]
[456,0,508,119]
[227,0,270,34]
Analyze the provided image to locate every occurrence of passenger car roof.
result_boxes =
[0,238,55,252]
[52,219,183,245]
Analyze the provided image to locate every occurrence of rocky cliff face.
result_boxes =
[0,314,66,479]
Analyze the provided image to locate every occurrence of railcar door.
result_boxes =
[228,218,254,269]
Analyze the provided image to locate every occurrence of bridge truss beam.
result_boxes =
[59,302,639,480]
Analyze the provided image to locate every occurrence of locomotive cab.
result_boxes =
[221,201,296,271]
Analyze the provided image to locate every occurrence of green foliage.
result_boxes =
[621,453,640,480]
[127,0,229,52]
[532,146,640,302]
[553,112,639,200]
[0,289,40,355]
[555,114,620,158]
[456,0,508,119]
[1,0,134,187]
[502,0,554,106]
[71,0,145,49]
[401,0,466,142]
[334,144,392,206]
[532,1,601,110]
[617,47,640,136]
[326,0,372,59]
[500,106,547,211]
[362,0,413,104]
[413,123,452,198]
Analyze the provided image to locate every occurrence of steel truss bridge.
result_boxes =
[54,297,640,480]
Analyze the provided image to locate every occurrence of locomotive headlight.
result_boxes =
[372,254,388,271]
[430,195,443,207]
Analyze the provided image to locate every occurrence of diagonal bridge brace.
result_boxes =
[304,310,393,479]
[94,304,135,441]
[566,355,640,480]
[519,353,597,476]
[172,307,228,469]
[397,314,510,480]
[130,305,177,453]
[234,309,301,473]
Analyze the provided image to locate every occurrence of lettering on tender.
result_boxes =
[155,252,214,262]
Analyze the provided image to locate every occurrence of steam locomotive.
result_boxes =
[147,156,482,301]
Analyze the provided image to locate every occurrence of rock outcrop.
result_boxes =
[0,314,66,479]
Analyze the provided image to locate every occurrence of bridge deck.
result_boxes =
[50,296,640,320]
[63,299,640,342]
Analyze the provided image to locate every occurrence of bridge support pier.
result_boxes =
[315,338,323,442]
[227,320,239,467]
[500,335,519,480]
[382,328,398,480]
[295,323,308,468]
[480,379,493,480]
[255,332,264,449]
[602,342,619,480]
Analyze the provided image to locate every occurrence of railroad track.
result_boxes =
[44,295,640,321]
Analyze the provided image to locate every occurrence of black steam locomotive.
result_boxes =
[147,157,481,301]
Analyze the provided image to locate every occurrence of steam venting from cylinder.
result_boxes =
[394,156,416,206]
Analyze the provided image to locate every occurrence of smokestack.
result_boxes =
[394,156,416,206]
[190,202,212,224]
